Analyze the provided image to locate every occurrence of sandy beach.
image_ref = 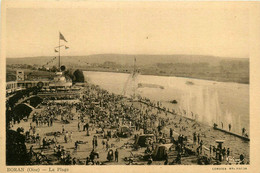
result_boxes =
[10,84,249,165]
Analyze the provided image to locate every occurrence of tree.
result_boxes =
[73,69,85,83]
[6,130,29,165]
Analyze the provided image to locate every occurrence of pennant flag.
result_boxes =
[59,32,68,42]
[54,49,58,53]
[65,46,69,49]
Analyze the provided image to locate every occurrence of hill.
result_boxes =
[6,54,249,84]
[6,54,248,67]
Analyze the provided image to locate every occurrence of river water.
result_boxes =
[84,71,249,135]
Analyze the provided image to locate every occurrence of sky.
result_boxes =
[6,3,249,58]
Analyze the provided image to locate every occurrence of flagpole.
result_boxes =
[59,33,61,70]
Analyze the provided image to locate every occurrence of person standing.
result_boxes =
[193,132,197,144]
[64,131,69,143]
[102,140,105,149]
[47,117,50,127]
[42,137,47,148]
[240,154,245,164]
[33,126,36,135]
[50,117,53,126]
[242,128,246,136]
[95,136,98,148]
[62,125,65,134]
[170,128,173,138]
[78,121,81,131]
[36,118,39,127]
[227,148,230,157]
[197,133,200,145]
[228,124,231,132]
[106,141,109,151]
[115,149,119,162]
[222,147,226,159]
[92,137,95,149]
[85,122,89,131]
[86,122,90,136]
[72,157,77,165]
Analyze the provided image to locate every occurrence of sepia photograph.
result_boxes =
[1,1,260,171]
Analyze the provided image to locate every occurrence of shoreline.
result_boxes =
[83,70,249,134]
[82,69,249,85]
[135,99,249,141]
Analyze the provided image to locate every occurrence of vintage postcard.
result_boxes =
[1,1,260,173]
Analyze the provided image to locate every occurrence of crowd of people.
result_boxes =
[13,83,248,165]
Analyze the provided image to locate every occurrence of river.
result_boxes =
[84,71,249,135]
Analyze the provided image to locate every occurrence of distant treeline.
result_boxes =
[147,60,249,84]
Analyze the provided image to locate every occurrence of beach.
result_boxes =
[10,82,249,165]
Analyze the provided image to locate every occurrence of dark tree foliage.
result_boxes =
[73,69,85,83]
[6,130,29,165]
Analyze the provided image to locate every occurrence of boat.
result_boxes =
[137,83,164,89]
[169,100,178,104]
[122,57,140,100]
[186,81,194,85]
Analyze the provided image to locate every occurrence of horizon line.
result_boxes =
[6,53,249,59]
